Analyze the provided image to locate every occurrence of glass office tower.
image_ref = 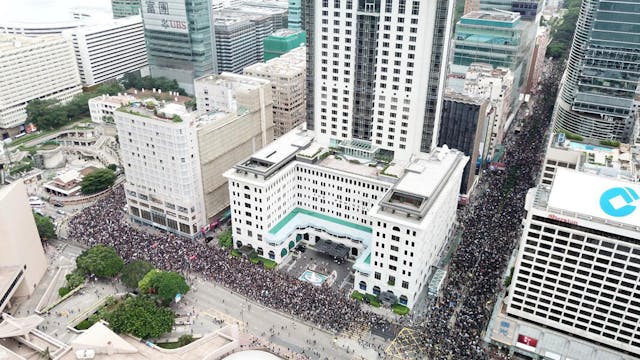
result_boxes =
[141,0,217,94]
[552,0,640,142]
[112,0,141,18]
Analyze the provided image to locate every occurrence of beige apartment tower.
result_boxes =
[244,47,306,138]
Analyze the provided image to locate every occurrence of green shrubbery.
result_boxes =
[392,304,410,315]
[350,291,364,301]
[218,230,232,249]
[599,139,620,147]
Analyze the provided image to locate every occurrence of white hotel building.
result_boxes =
[225,129,467,308]
[307,0,454,160]
[62,16,148,87]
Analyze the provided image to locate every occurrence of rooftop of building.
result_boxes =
[60,15,141,34]
[368,147,468,223]
[91,89,191,107]
[268,28,305,38]
[116,99,193,124]
[0,34,67,52]
[244,47,306,74]
[213,4,287,24]
[443,90,489,105]
[532,167,640,233]
[194,72,271,92]
[230,128,468,221]
[549,133,639,182]
[461,10,521,24]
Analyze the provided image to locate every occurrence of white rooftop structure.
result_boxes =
[546,168,640,230]
[71,321,138,355]
[224,350,282,360]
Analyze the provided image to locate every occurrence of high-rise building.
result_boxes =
[62,16,148,87]
[288,0,302,29]
[302,0,455,162]
[438,92,489,194]
[244,46,306,138]
[479,0,543,21]
[552,0,640,143]
[452,11,536,102]
[213,5,288,73]
[141,0,217,94]
[0,181,47,312]
[115,73,274,237]
[504,166,640,357]
[263,29,306,61]
[525,26,549,94]
[0,34,82,138]
[462,63,514,160]
[111,0,141,18]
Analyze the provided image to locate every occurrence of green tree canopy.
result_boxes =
[26,100,68,130]
[76,245,124,278]
[104,295,175,339]
[33,212,55,240]
[138,270,190,305]
[121,260,154,289]
[25,83,124,130]
[80,168,116,195]
[121,73,187,95]
[546,0,581,59]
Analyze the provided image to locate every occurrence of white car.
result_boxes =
[56,209,66,215]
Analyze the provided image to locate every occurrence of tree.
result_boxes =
[121,260,154,289]
[121,72,187,95]
[95,82,124,96]
[104,295,175,339]
[76,245,124,278]
[26,99,69,130]
[80,168,116,194]
[138,270,190,305]
[107,163,118,172]
[184,99,196,111]
[218,229,232,249]
[33,212,56,240]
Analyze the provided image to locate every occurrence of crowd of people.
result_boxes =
[68,191,387,336]
[406,61,562,359]
[67,63,560,359]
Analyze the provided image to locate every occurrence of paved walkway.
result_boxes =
[188,276,389,360]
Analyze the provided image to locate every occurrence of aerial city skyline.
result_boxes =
[0,0,639,359]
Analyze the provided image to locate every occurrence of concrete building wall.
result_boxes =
[62,16,148,87]
[197,111,273,221]
[0,34,81,132]
[0,181,47,297]
[243,47,306,139]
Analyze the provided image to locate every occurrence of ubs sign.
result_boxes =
[143,0,189,34]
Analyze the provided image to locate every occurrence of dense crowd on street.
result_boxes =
[404,62,562,359]
[67,63,560,358]
[68,190,386,335]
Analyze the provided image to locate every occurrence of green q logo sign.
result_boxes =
[599,187,639,218]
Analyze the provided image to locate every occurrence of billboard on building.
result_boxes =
[548,168,640,228]
[516,334,538,352]
[142,0,189,34]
